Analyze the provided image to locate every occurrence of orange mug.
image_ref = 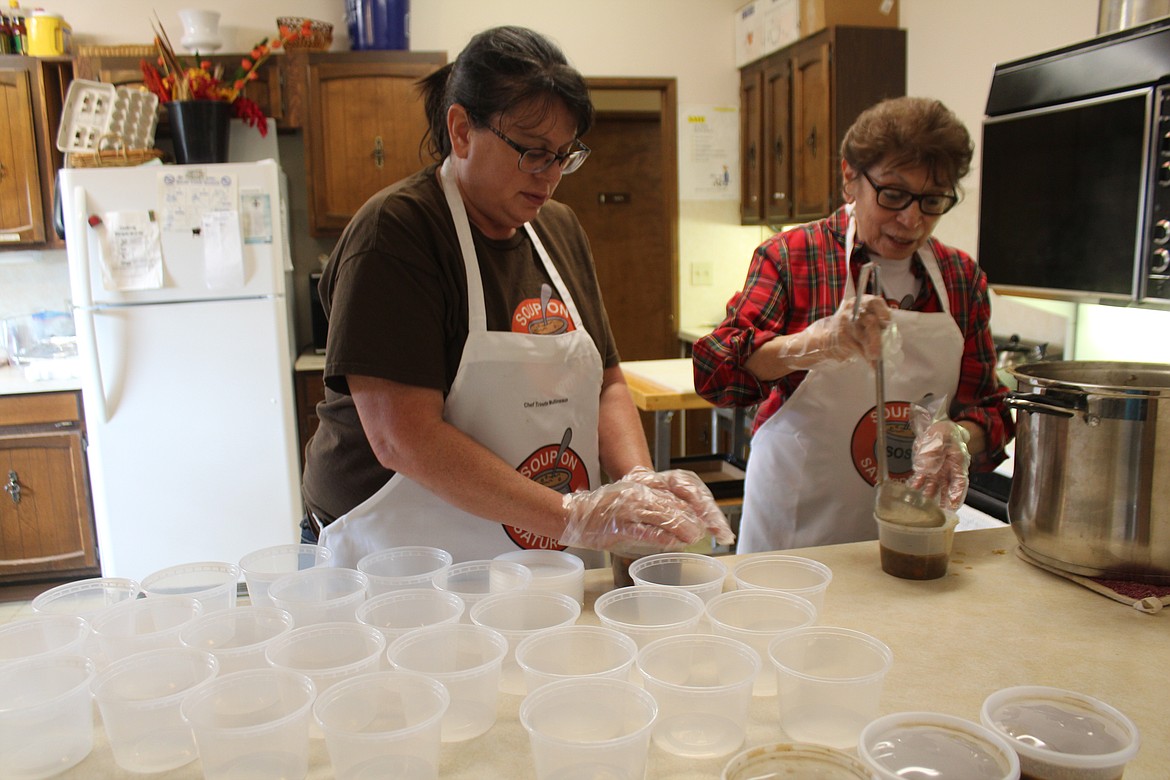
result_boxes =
[27,12,72,57]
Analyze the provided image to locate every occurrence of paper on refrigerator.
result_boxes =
[96,210,163,291]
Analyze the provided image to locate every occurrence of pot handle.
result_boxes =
[1004,393,1076,418]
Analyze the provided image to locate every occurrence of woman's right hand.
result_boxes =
[559,481,706,556]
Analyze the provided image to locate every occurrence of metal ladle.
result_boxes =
[854,262,946,528]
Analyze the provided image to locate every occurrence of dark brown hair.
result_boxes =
[419,26,594,160]
[841,96,973,190]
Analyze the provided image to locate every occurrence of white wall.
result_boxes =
[11,0,1170,363]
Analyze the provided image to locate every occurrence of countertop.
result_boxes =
[26,526,1167,779]
[0,362,82,396]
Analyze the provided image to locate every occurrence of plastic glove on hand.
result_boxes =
[559,481,705,557]
[906,396,971,511]
[780,294,891,370]
[620,466,735,546]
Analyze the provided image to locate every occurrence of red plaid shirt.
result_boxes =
[692,206,1014,471]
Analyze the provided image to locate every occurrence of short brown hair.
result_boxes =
[841,97,973,190]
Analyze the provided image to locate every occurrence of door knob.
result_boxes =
[373,136,385,169]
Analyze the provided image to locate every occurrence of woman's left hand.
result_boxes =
[908,419,971,510]
[620,466,735,545]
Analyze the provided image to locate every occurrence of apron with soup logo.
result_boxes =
[321,158,603,567]
[737,209,964,552]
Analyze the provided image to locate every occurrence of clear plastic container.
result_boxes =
[179,605,295,674]
[630,552,729,603]
[181,668,316,780]
[239,543,332,607]
[357,588,465,644]
[263,622,386,697]
[594,585,706,648]
[859,711,1021,780]
[876,511,959,580]
[359,545,452,596]
[92,647,219,773]
[386,623,508,743]
[722,742,876,780]
[431,559,532,618]
[732,554,833,612]
[495,549,586,605]
[768,626,893,749]
[636,633,760,758]
[268,566,369,625]
[0,654,96,779]
[31,576,140,618]
[313,670,449,780]
[520,677,658,780]
[0,614,90,667]
[704,589,817,696]
[514,625,639,695]
[90,594,203,663]
[141,561,241,612]
[469,590,581,694]
[980,686,1140,780]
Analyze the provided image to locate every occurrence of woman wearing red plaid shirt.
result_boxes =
[694,97,1013,553]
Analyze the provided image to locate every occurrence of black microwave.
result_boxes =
[308,272,327,353]
[977,19,1170,307]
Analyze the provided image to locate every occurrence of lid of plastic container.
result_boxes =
[980,686,1140,770]
[859,712,1020,780]
[722,742,874,780]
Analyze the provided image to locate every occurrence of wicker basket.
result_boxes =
[67,134,164,168]
[278,17,333,50]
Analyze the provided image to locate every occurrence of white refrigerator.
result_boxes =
[61,160,303,580]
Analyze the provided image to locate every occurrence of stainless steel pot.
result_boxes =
[1006,361,1170,583]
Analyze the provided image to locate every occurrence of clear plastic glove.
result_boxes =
[774,294,892,371]
[619,466,735,546]
[560,481,705,557]
[906,394,971,510]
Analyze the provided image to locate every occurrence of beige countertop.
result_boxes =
[0,362,82,396]
[29,526,1166,779]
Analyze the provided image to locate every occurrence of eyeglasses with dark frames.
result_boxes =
[861,170,958,216]
[480,122,591,175]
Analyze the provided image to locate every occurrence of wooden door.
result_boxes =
[0,430,98,580]
[553,79,678,363]
[0,66,44,243]
[764,58,793,224]
[792,39,832,219]
[739,65,764,224]
[305,54,445,234]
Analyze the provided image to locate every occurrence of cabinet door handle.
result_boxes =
[0,161,6,182]
[4,470,20,505]
[373,136,385,169]
[806,125,818,158]
[773,135,784,165]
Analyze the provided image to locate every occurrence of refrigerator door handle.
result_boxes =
[72,184,108,425]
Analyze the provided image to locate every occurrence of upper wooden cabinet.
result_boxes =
[0,56,71,248]
[739,27,906,226]
[297,51,447,235]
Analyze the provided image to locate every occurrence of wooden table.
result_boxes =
[621,358,748,471]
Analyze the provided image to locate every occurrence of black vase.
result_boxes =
[167,100,231,164]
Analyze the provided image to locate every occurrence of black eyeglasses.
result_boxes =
[862,170,958,216]
[481,122,591,175]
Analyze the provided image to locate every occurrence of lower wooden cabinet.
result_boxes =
[294,369,326,470]
[0,392,99,582]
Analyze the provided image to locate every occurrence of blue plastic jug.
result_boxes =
[345,0,409,50]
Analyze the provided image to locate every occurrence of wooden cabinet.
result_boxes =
[0,56,71,247]
[294,369,326,470]
[0,392,99,582]
[300,50,447,235]
[739,27,905,225]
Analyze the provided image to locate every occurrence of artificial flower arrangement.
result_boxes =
[140,17,312,137]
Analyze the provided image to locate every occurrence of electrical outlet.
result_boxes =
[691,262,714,286]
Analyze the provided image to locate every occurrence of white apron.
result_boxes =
[321,159,604,567]
[738,213,964,552]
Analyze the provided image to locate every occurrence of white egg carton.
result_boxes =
[56,79,159,154]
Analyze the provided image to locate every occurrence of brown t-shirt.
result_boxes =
[302,164,619,522]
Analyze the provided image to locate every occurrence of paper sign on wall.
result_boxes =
[97,211,163,291]
[201,210,245,289]
[680,105,739,201]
